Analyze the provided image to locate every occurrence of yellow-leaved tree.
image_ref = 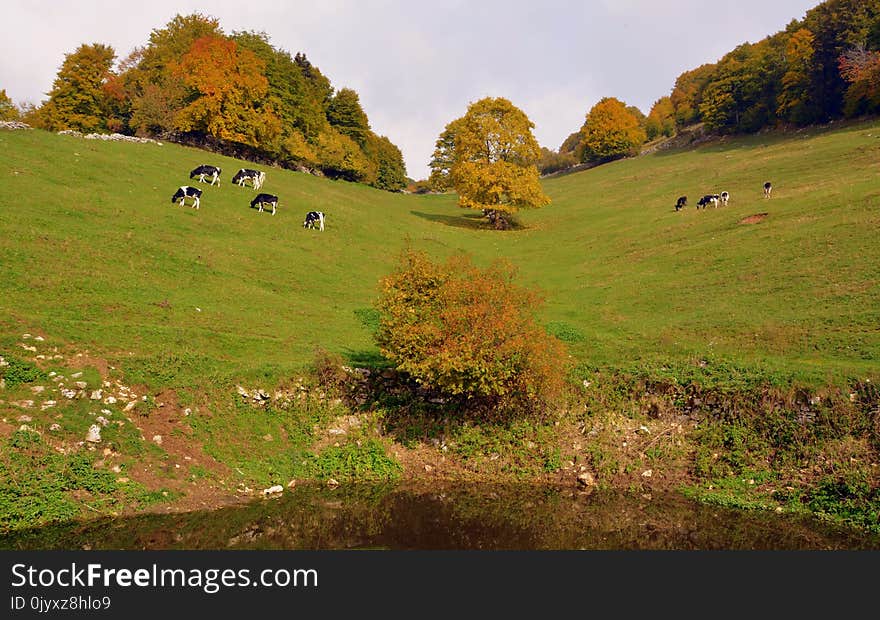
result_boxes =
[579,97,646,163]
[429,97,549,230]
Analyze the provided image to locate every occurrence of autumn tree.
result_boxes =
[429,97,549,229]
[645,96,675,139]
[838,44,880,116]
[0,89,18,121]
[35,43,116,132]
[778,28,821,124]
[376,249,570,416]
[173,34,281,148]
[579,97,646,163]
[670,63,717,127]
[123,13,223,136]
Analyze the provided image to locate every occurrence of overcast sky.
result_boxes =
[2,0,821,179]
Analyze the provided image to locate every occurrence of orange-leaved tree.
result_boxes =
[173,35,280,148]
[429,97,549,230]
[375,249,570,416]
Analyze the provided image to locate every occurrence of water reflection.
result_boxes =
[3,483,879,550]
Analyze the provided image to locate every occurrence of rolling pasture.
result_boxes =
[1,121,878,389]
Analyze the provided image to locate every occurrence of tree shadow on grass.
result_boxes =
[342,348,392,369]
[410,211,526,231]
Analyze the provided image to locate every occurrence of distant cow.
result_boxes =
[232,168,265,190]
[171,186,202,209]
[675,196,688,211]
[697,194,719,209]
[720,191,729,206]
[303,211,325,231]
[190,165,221,186]
[250,193,279,215]
[763,182,772,198]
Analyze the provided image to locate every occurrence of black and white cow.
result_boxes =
[303,211,325,231]
[719,191,729,206]
[232,168,265,190]
[190,164,221,186]
[250,193,279,215]
[696,194,719,209]
[675,195,688,211]
[763,182,772,198]
[171,186,202,209]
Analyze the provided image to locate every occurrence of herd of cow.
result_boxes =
[674,182,773,212]
[170,165,325,231]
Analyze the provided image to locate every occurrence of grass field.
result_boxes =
[2,121,880,535]
[2,122,878,388]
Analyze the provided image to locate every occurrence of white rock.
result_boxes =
[31,385,45,393]
[104,396,117,404]
[70,372,83,378]
[262,485,283,496]
[85,425,102,443]
[75,381,88,389]
[41,400,57,410]
[641,469,653,478]
[34,336,44,342]
[124,401,137,412]
[17,415,32,422]
[152,435,163,445]
[49,423,61,431]
[90,389,103,400]
[96,416,110,426]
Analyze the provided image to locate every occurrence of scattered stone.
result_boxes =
[577,472,596,487]
[124,401,137,412]
[96,416,110,427]
[104,396,117,404]
[183,408,192,416]
[75,381,88,389]
[90,389,103,400]
[49,423,61,431]
[326,478,340,489]
[15,400,34,409]
[34,336,44,342]
[70,372,83,379]
[41,401,57,410]
[20,344,37,352]
[262,485,284,496]
[641,469,653,478]
[17,415,32,422]
[61,389,77,399]
[152,435,163,445]
[31,385,45,393]
[85,425,102,443]
[638,425,650,434]
[328,428,346,436]
[287,480,297,489]
[22,333,31,339]
[262,434,273,442]
[100,409,112,415]
[117,477,129,484]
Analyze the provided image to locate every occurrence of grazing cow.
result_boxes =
[675,195,688,211]
[250,193,279,215]
[697,194,719,209]
[232,168,265,190]
[171,186,202,209]
[763,182,772,198]
[190,164,221,186]
[720,191,729,206]
[303,211,325,231]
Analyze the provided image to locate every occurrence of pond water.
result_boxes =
[2,483,879,550]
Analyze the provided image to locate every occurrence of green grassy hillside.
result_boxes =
[1,122,878,387]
